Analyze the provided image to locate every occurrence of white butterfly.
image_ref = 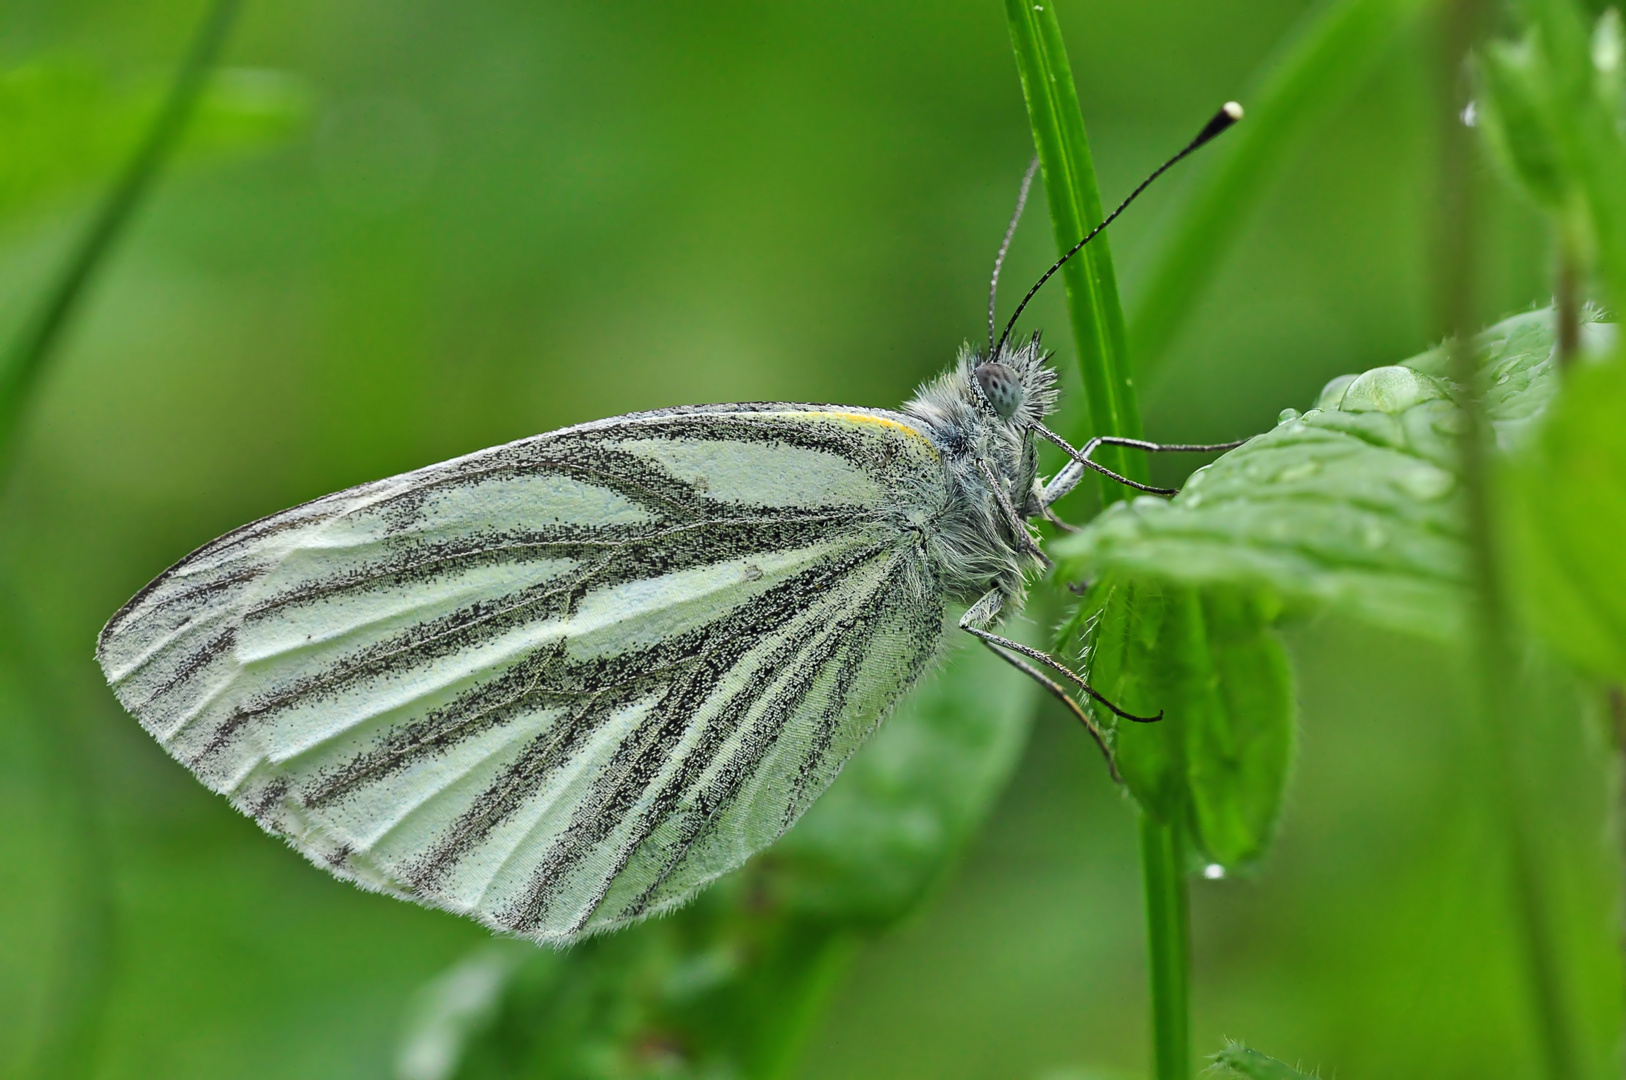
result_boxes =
[96,105,1242,945]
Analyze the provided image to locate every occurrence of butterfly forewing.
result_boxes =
[98,405,948,942]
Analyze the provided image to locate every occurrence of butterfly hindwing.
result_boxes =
[97,405,948,942]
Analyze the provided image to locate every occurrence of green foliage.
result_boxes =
[1506,344,1626,680]
[0,60,310,225]
[394,638,1037,1080]
[1059,578,1292,869]
[5,0,1624,1076]
[1476,4,1626,310]
[403,895,853,1080]
[1055,308,1594,642]
[1051,308,1604,878]
[1477,4,1626,687]
[1206,1044,1318,1080]
[1478,37,1575,213]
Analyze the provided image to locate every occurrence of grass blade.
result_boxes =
[1003,0,1143,494]
[1003,6,1191,1078]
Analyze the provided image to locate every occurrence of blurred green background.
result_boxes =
[0,0,1606,1077]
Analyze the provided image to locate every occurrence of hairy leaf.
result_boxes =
[1208,1043,1321,1079]
[1055,308,1605,643]
[1060,577,1293,869]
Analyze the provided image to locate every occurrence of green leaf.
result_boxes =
[1477,38,1574,211]
[1059,577,1293,868]
[1207,1043,1322,1080]
[404,896,858,1080]
[768,633,1038,925]
[1129,0,1433,377]
[1506,346,1626,680]
[1479,4,1626,316]
[0,60,312,224]
[1055,308,1601,644]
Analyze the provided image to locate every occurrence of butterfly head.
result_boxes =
[967,333,1058,433]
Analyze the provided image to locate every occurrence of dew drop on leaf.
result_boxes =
[1315,374,1357,409]
[1277,407,1300,425]
[1337,366,1444,415]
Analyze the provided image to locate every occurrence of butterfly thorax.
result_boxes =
[902,337,1057,613]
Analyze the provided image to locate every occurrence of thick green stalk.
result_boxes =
[0,0,245,478]
[1003,4,1189,1077]
[1003,0,1144,496]
[1434,0,1580,1075]
[1139,813,1191,1080]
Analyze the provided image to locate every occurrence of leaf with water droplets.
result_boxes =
[1053,308,1603,643]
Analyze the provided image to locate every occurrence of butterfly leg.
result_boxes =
[1033,422,1247,501]
[1039,503,1080,533]
[976,459,1050,568]
[958,590,1161,783]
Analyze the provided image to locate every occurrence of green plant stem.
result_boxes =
[0,0,244,478]
[1003,0,1143,496]
[1554,230,1582,367]
[1139,812,1191,1080]
[754,928,861,1080]
[1004,4,1189,1076]
[1434,1,1579,1075]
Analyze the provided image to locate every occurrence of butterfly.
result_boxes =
[95,103,1242,945]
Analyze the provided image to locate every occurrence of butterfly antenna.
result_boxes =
[994,101,1243,360]
[988,156,1041,355]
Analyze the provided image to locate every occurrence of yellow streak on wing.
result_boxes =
[792,410,937,453]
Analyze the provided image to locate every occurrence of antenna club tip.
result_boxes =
[1223,100,1244,120]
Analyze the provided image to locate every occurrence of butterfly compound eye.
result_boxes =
[973,362,1023,420]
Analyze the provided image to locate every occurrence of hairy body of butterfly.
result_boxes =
[95,337,1107,944]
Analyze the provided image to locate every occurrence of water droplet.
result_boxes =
[1277,407,1300,425]
[1338,366,1445,415]
[1315,375,1357,410]
[1203,863,1226,880]
[1395,463,1454,500]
